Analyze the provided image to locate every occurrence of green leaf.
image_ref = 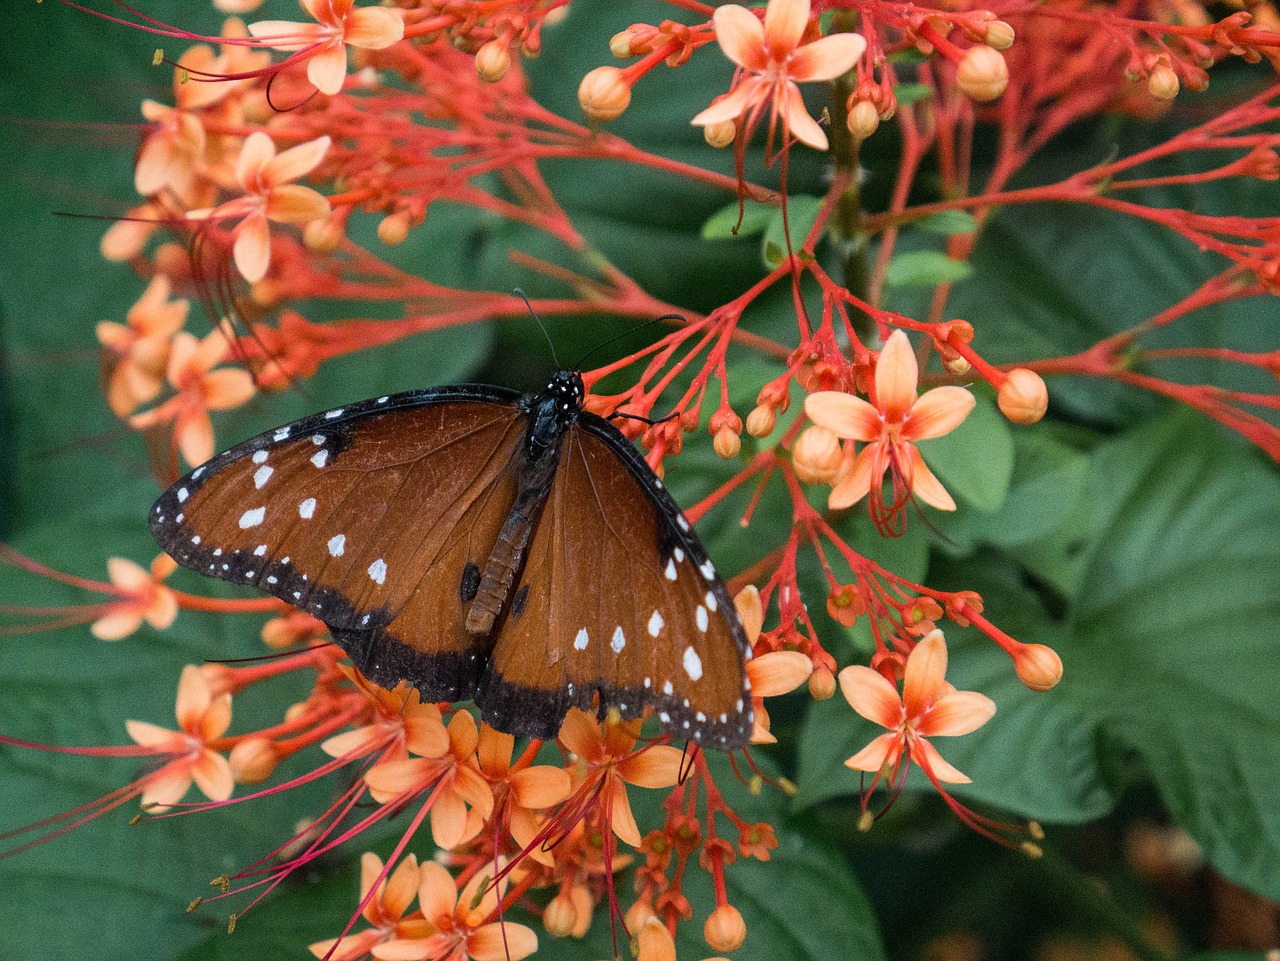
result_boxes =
[884,250,972,288]
[762,195,827,269]
[1067,412,1280,899]
[915,210,978,235]
[918,393,1015,512]
[702,200,776,240]
[893,82,933,104]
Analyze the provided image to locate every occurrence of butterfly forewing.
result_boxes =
[150,389,528,698]
[477,416,754,749]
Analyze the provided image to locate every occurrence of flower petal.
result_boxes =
[190,749,235,800]
[918,690,996,738]
[202,368,258,412]
[691,75,768,127]
[265,184,331,223]
[431,788,468,850]
[902,630,948,718]
[606,778,642,847]
[843,731,900,772]
[126,719,180,748]
[556,707,604,763]
[175,664,212,729]
[712,5,768,72]
[140,764,194,810]
[236,131,276,187]
[778,82,827,150]
[383,853,422,919]
[903,444,956,511]
[509,765,573,809]
[263,135,331,186]
[618,745,684,788]
[746,650,812,697]
[875,330,919,422]
[91,608,144,641]
[469,922,538,961]
[838,664,903,729]
[904,386,975,441]
[829,444,877,509]
[415,861,458,925]
[788,31,867,82]
[245,19,319,50]
[910,736,971,784]
[343,6,404,49]
[805,391,881,441]
[763,0,810,60]
[307,43,349,95]
[176,410,216,468]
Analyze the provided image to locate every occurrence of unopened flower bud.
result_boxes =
[303,213,344,253]
[792,425,842,484]
[578,66,631,121]
[847,98,880,140]
[475,40,511,82]
[704,903,747,952]
[808,665,836,700]
[377,211,411,246]
[713,425,742,459]
[624,898,655,934]
[985,20,1015,50]
[543,892,578,937]
[610,30,634,58]
[637,916,676,961]
[1148,64,1179,101]
[1012,643,1063,691]
[998,368,1048,423]
[956,45,1009,101]
[229,737,280,784]
[703,118,736,148]
[745,404,776,438]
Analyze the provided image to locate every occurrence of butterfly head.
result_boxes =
[547,370,585,419]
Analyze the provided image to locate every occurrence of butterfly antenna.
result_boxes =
[569,313,687,373]
[513,289,561,369]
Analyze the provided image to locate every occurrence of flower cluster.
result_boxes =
[4,0,1279,955]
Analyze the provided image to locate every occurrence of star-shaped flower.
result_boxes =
[249,0,404,96]
[692,0,866,150]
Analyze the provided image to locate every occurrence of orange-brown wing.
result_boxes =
[150,387,526,700]
[475,416,754,750]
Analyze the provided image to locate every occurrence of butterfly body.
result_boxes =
[150,372,754,748]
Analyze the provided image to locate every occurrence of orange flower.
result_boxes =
[731,584,812,744]
[187,132,331,282]
[128,326,257,467]
[96,275,189,417]
[310,852,434,961]
[805,329,974,515]
[91,554,180,640]
[249,0,404,96]
[363,710,494,851]
[838,630,994,785]
[476,723,573,867]
[320,680,450,762]
[691,0,866,150]
[371,861,538,961]
[557,709,684,848]
[125,664,234,810]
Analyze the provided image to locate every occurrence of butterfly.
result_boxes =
[149,370,754,749]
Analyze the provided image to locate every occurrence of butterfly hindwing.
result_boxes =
[150,387,527,700]
[477,414,754,749]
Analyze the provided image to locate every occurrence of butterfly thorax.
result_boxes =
[521,370,584,458]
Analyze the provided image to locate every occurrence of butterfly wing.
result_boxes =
[475,414,755,750]
[150,387,527,699]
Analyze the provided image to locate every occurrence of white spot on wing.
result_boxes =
[311,449,329,468]
[299,497,316,519]
[254,464,274,488]
[683,646,703,681]
[254,544,267,557]
[696,605,709,632]
[664,558,677,581]
[368,558,387,584]
[328,534,345,557]
[663,680,673,695]
[325,408,344,419]
[574,628,589,651]
[273,427,291,441]
[705,591,717,612]
[612,625,626,652]
[677,515,689,532]
[177,487,189,503]
[700,559,715,579]
[311,434,325,444]
[238,507,265,528]
[647,610,664,637]
[673,547,685,563]
[252,450,268,464]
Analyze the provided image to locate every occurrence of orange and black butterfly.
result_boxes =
[149,371,754,749]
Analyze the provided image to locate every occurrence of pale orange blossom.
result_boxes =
[839,629,995,785]
[249,0,404,96]
[557,708,684,849]
[91,554,179,640]
[309,852,434,961]
[733,585,813,745]
[372,861,538,961]
[96,274,189,418]
[805,329,975,513]
[128,325,257,467]
[476,723,573,867]
[125,664,234,810]
[692,0,866,150]
[187,131,331,283]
